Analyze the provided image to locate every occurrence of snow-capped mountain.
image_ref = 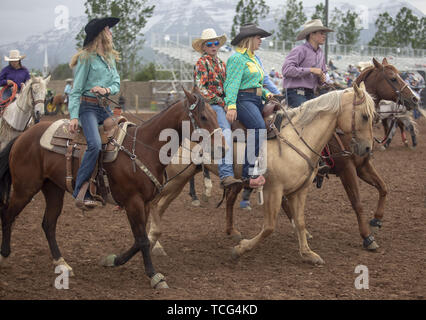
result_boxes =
[0,0,423,71]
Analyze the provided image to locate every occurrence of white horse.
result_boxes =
[0,75,50,150]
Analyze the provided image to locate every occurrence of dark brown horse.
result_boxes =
[147,58,420,257]
[0,88,224,289]
[48,93,67,115]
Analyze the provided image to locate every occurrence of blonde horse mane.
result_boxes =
[282,87,376,130]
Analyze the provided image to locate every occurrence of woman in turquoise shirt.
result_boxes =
[224,24,273,188]
[68,17,121,209]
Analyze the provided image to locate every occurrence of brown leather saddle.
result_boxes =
[40,117,133,207]
[231,99,284,140]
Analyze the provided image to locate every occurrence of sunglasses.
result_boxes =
[205,40,220,47]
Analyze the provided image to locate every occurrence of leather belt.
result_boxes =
[81,96,100,104]
[239,87,262,96]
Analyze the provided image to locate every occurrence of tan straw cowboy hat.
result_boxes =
[357,61,373,71]
[296,19,334,41]
[192,28,227,53]
[4,49,26,62]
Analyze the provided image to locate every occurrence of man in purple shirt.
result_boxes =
[282,20,333,108]
[0,50,31,103]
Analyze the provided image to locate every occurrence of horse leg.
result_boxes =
[286,187,324,265]
[225,183,243,242]
[103,195,168,289]
[356,160,387,235]
[40,181,74,276]
[339,163,379,250]
[0,188,38,266]
[201,167,212,202]
[398,120,408,147]
[188,176,200,206]
[149,165,199,256]
[231,184,282,259]
[406,122,417,148]
[281,196,313,240]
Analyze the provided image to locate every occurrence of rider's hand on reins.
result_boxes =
[90,86,110,96]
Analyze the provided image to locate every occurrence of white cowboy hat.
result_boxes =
[296,19,333,41]
[192,28,227,53]
[357,61,373,71]
[4,49,26,62]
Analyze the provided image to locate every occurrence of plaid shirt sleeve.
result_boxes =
[194,57,225,107]
[224,54,244,110]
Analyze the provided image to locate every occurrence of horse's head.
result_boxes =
[182,86,226,162]
[22,75,51,115]
[338,82,376,157]
[371,58,419,110]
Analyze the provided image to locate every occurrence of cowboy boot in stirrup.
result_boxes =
[220,176,242,189]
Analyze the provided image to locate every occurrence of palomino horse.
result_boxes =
[148,58,419,257]
[0,76,50,150]
[149,83,375,264]
[0,88,224,289]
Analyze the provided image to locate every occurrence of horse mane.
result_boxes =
[293,90,345,127]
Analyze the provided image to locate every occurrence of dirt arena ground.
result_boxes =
[0,113,424,300]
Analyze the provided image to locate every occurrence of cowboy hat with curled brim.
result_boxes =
[231,23,271,46]
[83,17,120,47]
[296,19,333,41]
[192,28,227,53]
[4,49,26,62]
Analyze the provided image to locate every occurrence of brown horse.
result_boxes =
[0,88,224,289]
[147,58,419,257]
[48,93,67,115]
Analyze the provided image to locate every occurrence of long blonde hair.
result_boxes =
[236,36,257,53]
[69,28,120,68]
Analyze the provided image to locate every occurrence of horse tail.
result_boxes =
[0,137,17,207]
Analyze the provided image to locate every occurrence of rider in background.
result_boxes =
[282,19,333,108]
[0,50,30,103]
[64,79,73,105]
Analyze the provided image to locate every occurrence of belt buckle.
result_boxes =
[296,89,305,96]
[256,87,262,96]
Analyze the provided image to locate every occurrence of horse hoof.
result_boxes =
[201,194,209,203]
[151,273,169,289]
[301,253,325,265]
[378,145,386,151]
[53,257,74,277]
[191,199,200,207]
[230,247,241,260]
[366,241,380,251]
[152,245,168,257]
[0,255,8,267]
[230,232,242,242]
[100,254,117,267]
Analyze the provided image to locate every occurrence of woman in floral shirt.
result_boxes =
[192,28,241,188]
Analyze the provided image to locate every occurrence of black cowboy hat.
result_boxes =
[231,23,272,46]
[83,17,120,47]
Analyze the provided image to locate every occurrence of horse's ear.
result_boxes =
[183,86,195,104]
[372,58,383,69]
[353,82,362,97]
[44,75,51,84]
[382,57,389,66]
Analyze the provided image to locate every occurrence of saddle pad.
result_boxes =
[40,119,135,163]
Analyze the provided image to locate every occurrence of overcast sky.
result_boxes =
[0,0,425,45]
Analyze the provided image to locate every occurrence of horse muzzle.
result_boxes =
[350,138,372,157]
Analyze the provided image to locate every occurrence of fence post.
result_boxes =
[135,94,139,114]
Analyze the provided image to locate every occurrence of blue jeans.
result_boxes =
[72,101,112,198]
[236,92,266,179]
[211,104,234,179]
[286,88,315,108]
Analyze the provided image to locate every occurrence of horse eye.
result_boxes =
[391,78,397,82]
[362,115,369,121]
[201,115,207,121]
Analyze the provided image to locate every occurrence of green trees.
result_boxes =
[76,0,155,78]
[369,7,425,49]
[275,0,306,42]
[336,10,362,45]
[230,0,270,38]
